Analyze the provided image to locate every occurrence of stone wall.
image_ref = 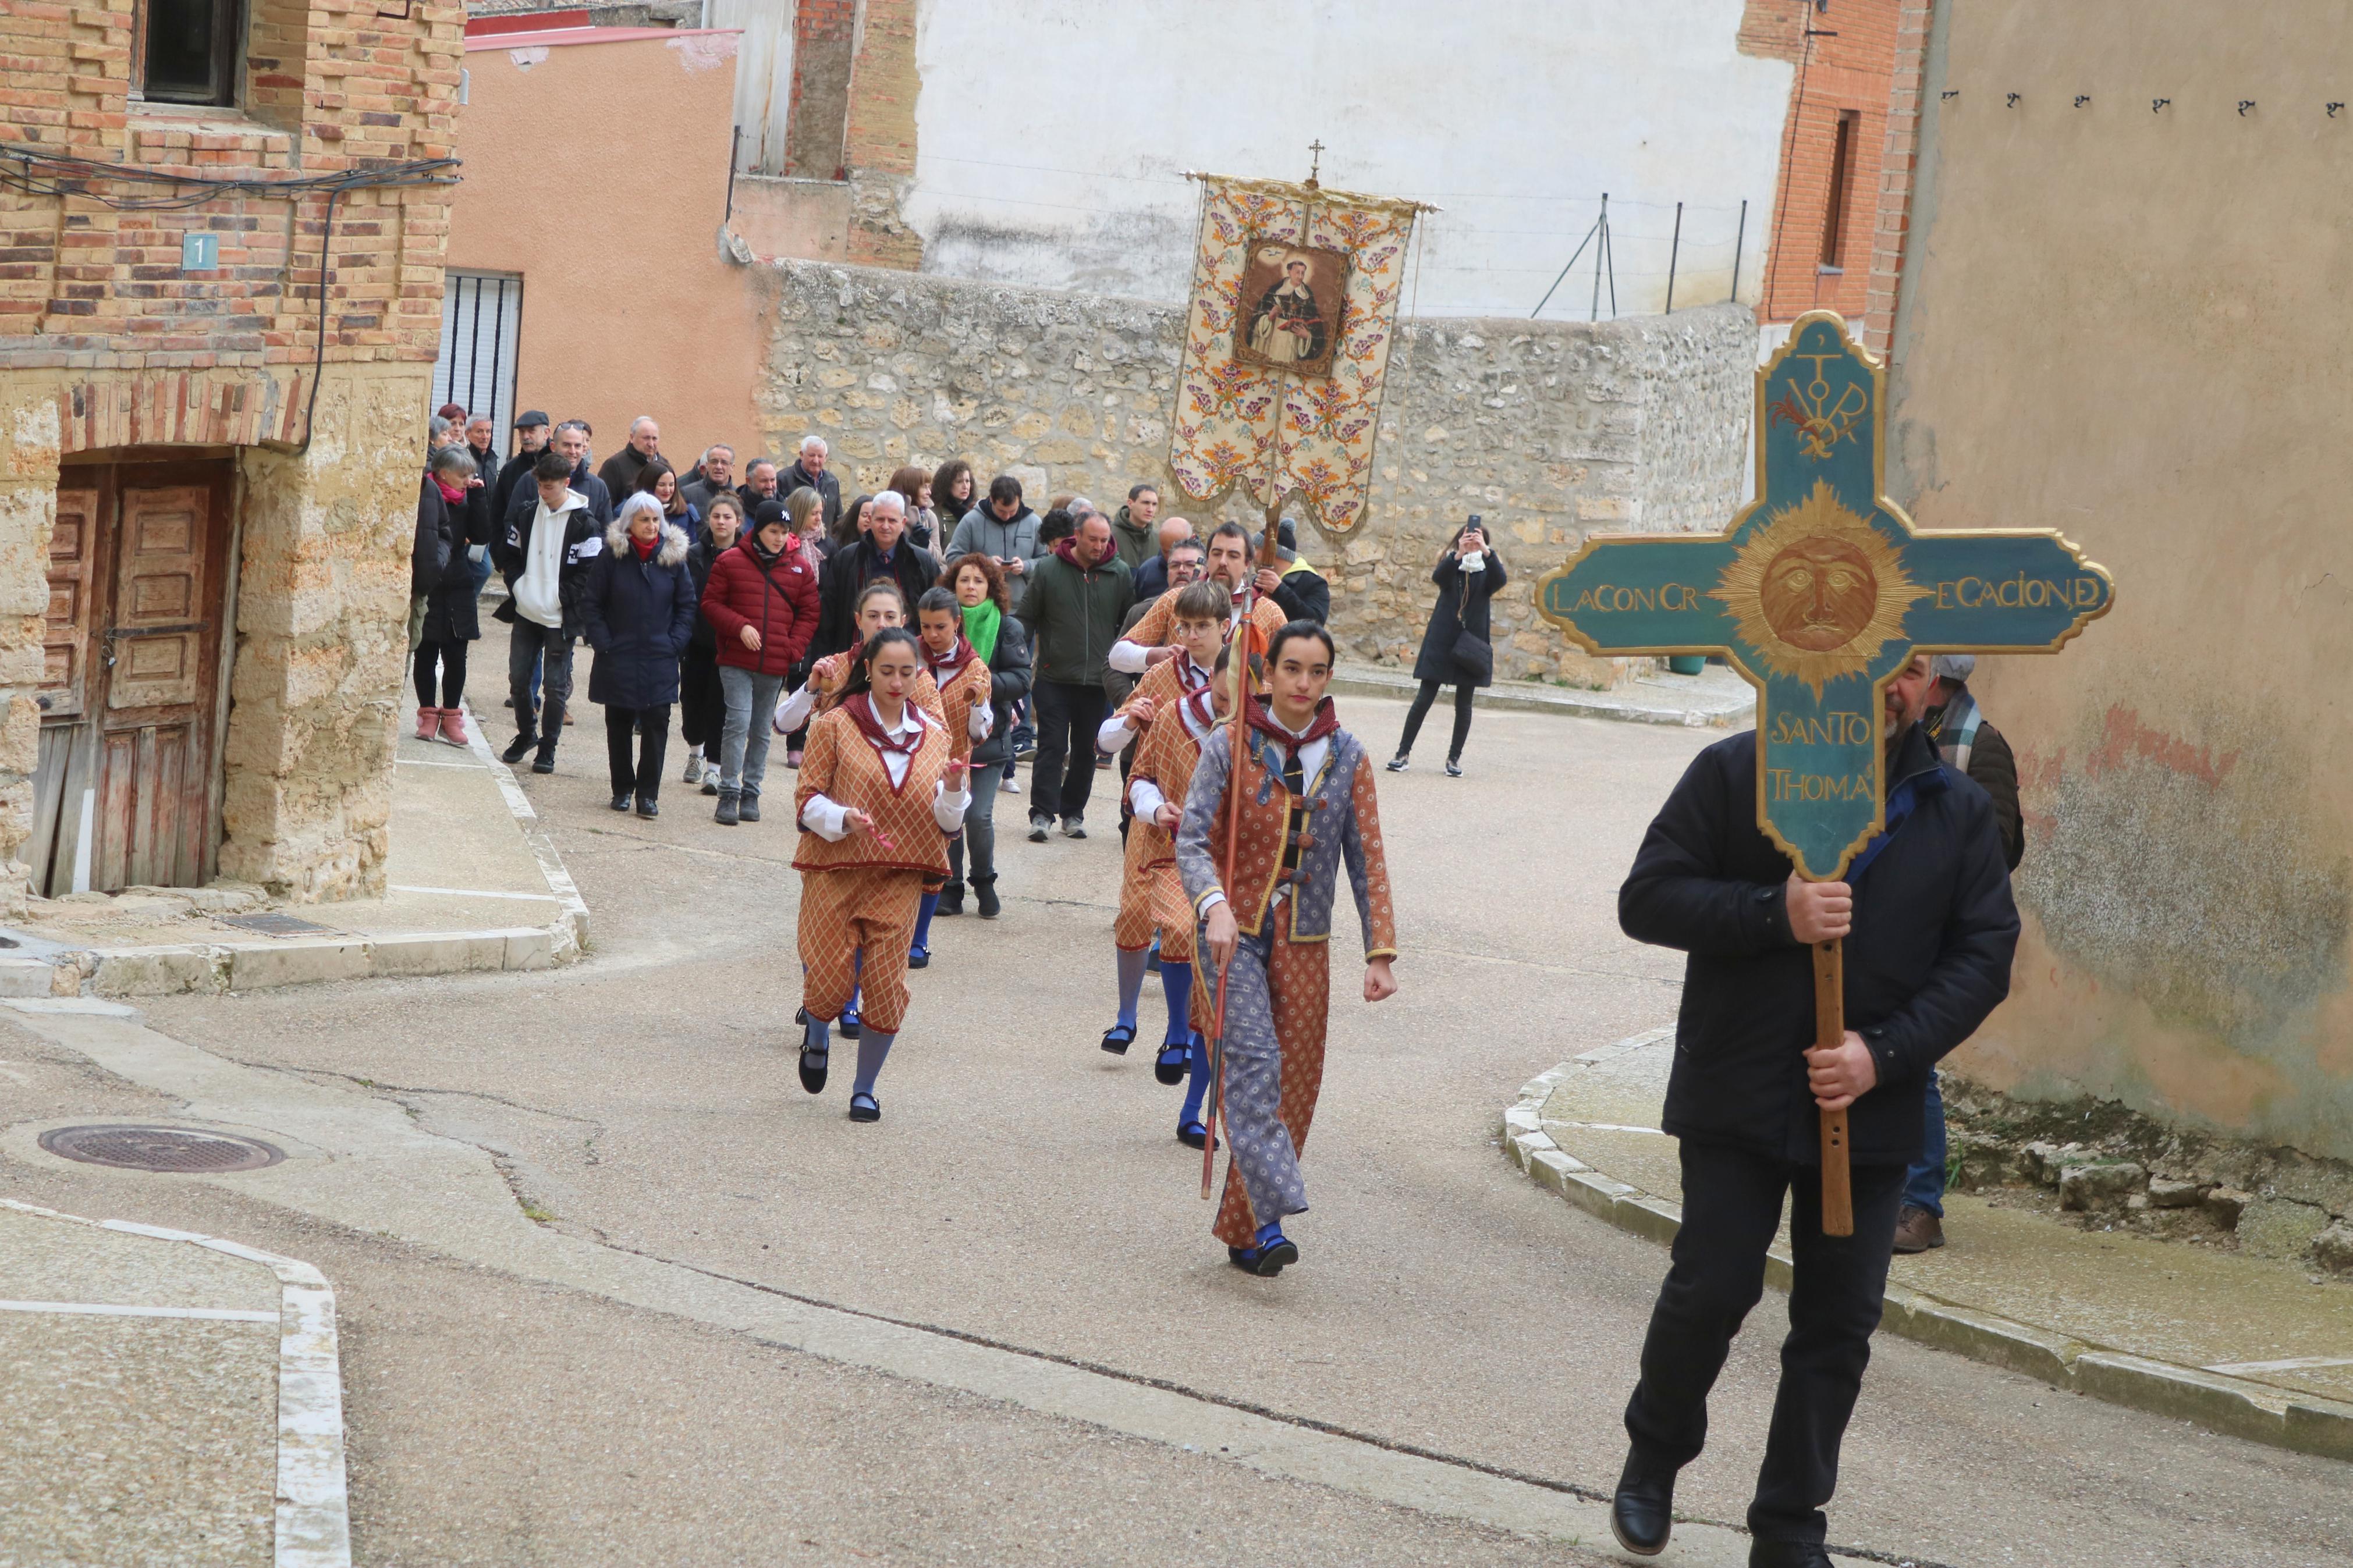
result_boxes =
[752,259,1753,684]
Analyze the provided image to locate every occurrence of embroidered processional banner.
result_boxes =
[1167,173,1428,535]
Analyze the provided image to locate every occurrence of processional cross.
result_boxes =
[1536,310,2113,1235]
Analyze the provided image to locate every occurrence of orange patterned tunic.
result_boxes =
[792,702,956,879]
[1113,657,1220,959]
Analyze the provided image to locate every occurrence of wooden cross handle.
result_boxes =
[1813,937,1854,1237]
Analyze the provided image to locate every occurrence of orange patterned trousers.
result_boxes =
[798,865,925,1034]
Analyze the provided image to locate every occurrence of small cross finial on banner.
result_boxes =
[1307,139,1325,188]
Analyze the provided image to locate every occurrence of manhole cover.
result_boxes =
[38,1125,285,1174]
[217,912,338,938]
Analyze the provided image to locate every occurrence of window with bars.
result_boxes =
[432,273,525,443]
[136,0,246,108]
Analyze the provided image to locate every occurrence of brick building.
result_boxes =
[1747,0,1932,353]
[0,0,461,901]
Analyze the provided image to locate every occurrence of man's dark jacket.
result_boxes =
[1018,543,1134,687]
[1618,724,2019,1169]
[597,445,653,509]
[780,460,842,532]
[490,448,538,532]
[807,534,939,668]
[1928,689,2023,872]
[505,457,612,531]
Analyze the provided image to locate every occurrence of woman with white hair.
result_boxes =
[580,492,698,817]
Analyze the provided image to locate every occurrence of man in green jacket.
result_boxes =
[1109,483,1162,573]
[1018,509,1134,840]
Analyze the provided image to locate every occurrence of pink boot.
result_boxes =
[436,706,469,748]
[416,706,441,741]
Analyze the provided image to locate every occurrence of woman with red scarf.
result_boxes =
[793,627,973,1122]
[411,443,486,747]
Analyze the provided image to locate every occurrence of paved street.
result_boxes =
[6,688,2350,1566]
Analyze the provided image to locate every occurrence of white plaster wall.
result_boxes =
[908,0,1793,317]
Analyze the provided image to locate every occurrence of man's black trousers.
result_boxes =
[1623,1140,1906,1545]
[1030,679,1107,824]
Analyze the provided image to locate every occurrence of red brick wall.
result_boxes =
[1747,0,1901,333]
[0,0,462,378]
[783,0,855,180]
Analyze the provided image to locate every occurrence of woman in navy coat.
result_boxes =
[582,491,698,817]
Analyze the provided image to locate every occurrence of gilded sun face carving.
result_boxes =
[1712,479,1928,694]
[1761,537,1879,652]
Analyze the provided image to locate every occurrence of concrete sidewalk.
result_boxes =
[0,1197,347,1567]
[1330,660,1754,728]
[0,705,588,997]
[1500,1030,2353,1462]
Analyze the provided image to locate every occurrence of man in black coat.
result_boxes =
[780,435,842,535]
[1250,519,1331,624]
[597,415,661,506]
[1606,653,2019,1567]
[505,419,612,532]
[806,490,936,667]
[489,410,551,531]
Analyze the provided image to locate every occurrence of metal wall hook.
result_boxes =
[2239,99,2256,116]
[2006,93,2021,108]
[2330,102,2345,118]
[2152,98,2171,113]
[2074,95,2091,109]
[1940,90,1958,101]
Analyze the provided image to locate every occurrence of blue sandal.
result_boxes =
[1100,1023,1136,1056]
[1154,1039,1190,1085]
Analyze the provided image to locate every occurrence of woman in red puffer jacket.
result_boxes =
[697,500,822,823]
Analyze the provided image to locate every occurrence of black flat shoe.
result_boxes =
[1385,755,1408,773]
[1101,1023,1135,1056]
[1444,759,1463,777]
[1748,1541,1833,1568]
[636,797,659,819]
[610,793,632,812]
[1177,1121,1218,1150]
[797,1008,829,1093]
[839,1007,860,1042]
[1154,1040,1189,1085]
[848,1092,881,1123]
[1226,1232,1298,1277]
[908,945,929,970]
[1609,1453,1676,1557]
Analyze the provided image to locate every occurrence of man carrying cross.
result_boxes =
[1603,651,2018,1565]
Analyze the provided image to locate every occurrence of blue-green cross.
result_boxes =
[1538,311,2114,879]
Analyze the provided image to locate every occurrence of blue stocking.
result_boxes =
[1179,1032,1211,1126]
[1115,946,1148,1030]
[911,891,940,954]
[853,1030,896,1094]
[800,963,831,1050]
[1159,959,1194,1044]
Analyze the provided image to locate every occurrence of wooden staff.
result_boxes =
[1201,499,1292,1199]
[1813,936,1854,1236]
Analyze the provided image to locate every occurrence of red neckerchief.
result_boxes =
[843,692,926,758]
[1173,652,1210,694]
[927,634,979,682]
[1179,687,1219,736]
[1245,694,1340,755]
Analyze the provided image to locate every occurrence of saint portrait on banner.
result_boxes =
[1234,241,1348,378]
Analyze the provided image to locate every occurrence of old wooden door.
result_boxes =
[33,458,233,895]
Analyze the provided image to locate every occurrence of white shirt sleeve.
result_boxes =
[1197,889,1229,916]
[1108,638,1152,675]
[932,778,971,833]
[1096,710,1138,753]
[800,792,851,840]
[772,683,818,734]
[1128,777,1167,819]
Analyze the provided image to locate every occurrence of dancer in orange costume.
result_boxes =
[1108,521,1287,678]
[793,626,971,1122]
[1093,579,1233,1119]
[1178,620,1399,1274]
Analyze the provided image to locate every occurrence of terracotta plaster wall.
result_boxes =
[449,31,768,471]
[1886,3,2353,1160]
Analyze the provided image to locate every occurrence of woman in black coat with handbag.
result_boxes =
[1390,517,1504,777]
[581,492,698,817]
[411,443,488,748]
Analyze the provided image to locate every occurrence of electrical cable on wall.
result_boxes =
[0,149,463,453]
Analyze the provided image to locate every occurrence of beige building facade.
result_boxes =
[1886,2,2353,1161]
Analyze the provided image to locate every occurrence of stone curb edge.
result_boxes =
[0,1198,351,1568]
[0,699,590,999]
[1497,1037,2353,1465]
[1326,669,1749,729]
